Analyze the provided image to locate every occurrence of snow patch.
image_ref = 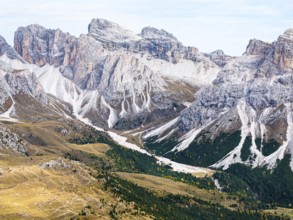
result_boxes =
[76,110,211,174]
[156,128,178,143]
[169,127,203,153]
[143,117,179,139]
[183,102,192,108]
[101,96,118,128]
[168,118,217,153]
[108,131,151,156]
[156,156,210,174]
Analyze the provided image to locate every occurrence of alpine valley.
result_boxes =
[0,18,293,219]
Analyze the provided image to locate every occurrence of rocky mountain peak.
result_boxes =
[244,39,271,56]
[204,50,233,67]
[273,28,293,70]
[25,24,47,32]
[140,26,178,42]
[281,28,293,40]
[242,29,293,70]
[88,18,141,43]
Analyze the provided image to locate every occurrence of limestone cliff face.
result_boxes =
[244,29,293,71]
[273,29,293,70]
[14,25,77,67]
[244,39,271,56]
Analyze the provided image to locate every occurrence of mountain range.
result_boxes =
[4,18,293,171]
[1,18,293,219]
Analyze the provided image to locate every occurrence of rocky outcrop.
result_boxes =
[137,26,186,62]
[14,24,77,67]
[88,18,140,47]
[204,50,234,67]
[243,30,293,70]
[244,39,271,56]
[14,19,221,79]
[140,27,178,41]
[41,158,72,169]
[0,123,28,154]
[273,29,293,70]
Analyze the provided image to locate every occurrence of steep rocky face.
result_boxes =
[14,24,77,67]
[244,39,271,56]
[137,26,185,63]
[273,29,293,70]
[14,18,221,129]
[88,18,141,46]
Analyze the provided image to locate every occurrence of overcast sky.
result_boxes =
[1,0,293,55]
